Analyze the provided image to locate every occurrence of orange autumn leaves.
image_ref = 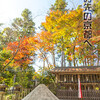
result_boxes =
[36,31,54,52]
[6,8,100,67]
[7,31,54,67]
[7,36,38,66]
[6,9,84,67]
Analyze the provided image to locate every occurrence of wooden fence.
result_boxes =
[56,90,100,100]
[0,88,33,100]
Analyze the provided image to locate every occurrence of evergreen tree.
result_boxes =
[50,0,68,11]
[12,8,35,37]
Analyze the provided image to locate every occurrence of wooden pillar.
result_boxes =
[90,74,92,83]
[75,75,77,83]
[84,85,86,90]
[71,75,73,82]
[78,74,80,93]
[0,94,3,100]
[78,74,80,82]
[15,93,19,100]
[55,74,59,83]
[74,85,75,90]
[0,93,5,100]
[7,97,9,100]
[64,75,66,82]
[94,74,96,83]
[67,75,69,83]
[93,85,95,90]
[12,95,15,100]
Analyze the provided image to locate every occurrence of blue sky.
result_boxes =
[0,0,83,32]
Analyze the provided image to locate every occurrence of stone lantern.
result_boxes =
[0,84,7,100]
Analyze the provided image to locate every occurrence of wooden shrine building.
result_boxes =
[51,66,100,100]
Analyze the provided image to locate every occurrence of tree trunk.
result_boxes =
[85,58,86,66]
[61,36,64,67]
[43,59,45,68]
[97,49,100,66]
[61,51,64,67]
[52,51,56,67]
[73,46,76,67]
[64,54,66,67]
[69,60,72,66]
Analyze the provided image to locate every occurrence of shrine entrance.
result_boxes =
[51,66,100,100]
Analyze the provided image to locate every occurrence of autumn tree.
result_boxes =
[0,8,36,85]
[2,36,38,86]
[40,0,100,67]
[35,31,54,67]
[7,36,37,68]
[41,8,83,67]
[49,0,68,67]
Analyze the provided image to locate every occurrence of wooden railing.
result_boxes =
[0,88,33,100]
[56,90,100,100]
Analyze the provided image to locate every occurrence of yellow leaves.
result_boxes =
[42,9,83,39]
[32,76,36,80]
[32,71,41,80]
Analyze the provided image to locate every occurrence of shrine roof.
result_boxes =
[51,66,100,74]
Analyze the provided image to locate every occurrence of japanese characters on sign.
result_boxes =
[83,0,92,46]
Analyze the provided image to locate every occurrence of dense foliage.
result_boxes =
[0,0,100,88]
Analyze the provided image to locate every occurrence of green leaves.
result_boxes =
[93,0,100,18]
[0,49,11,60]
[50,0,68,11]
